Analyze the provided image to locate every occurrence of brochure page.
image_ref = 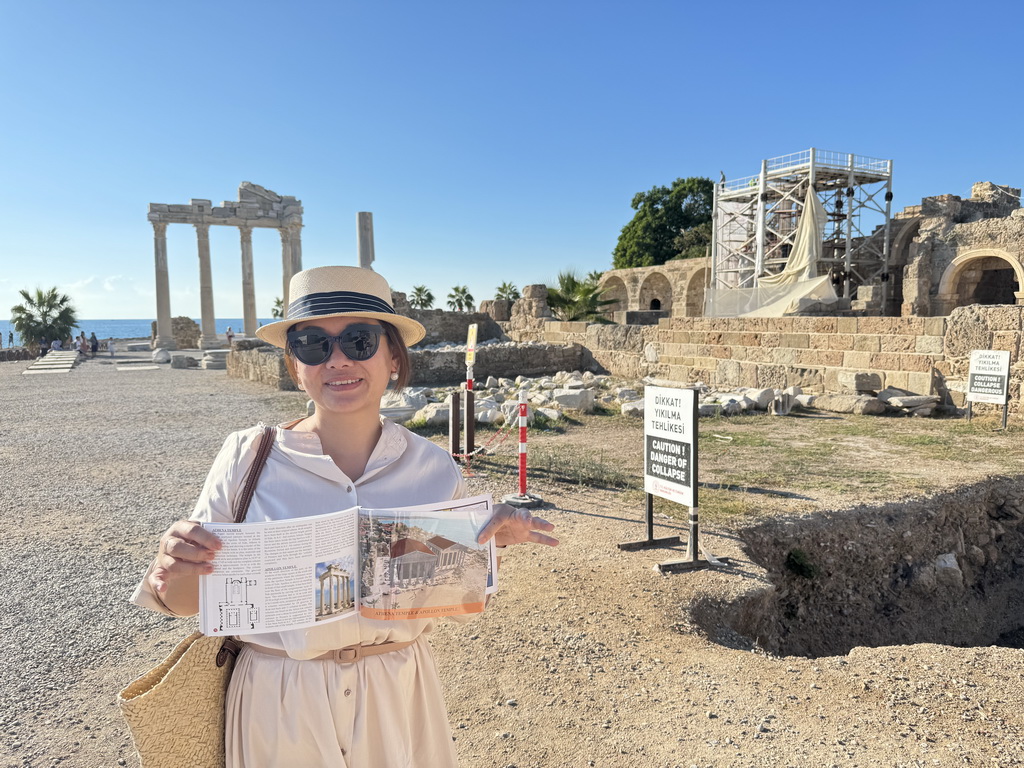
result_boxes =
[359,495,496,620]
[198,494,497,635]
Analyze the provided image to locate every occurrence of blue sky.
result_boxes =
[2,1,1022,319]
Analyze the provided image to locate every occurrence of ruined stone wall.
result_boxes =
[542,316,947,396]
[227,337,585,389]
[226,340,296,391]
[152,316,200,350]
[408,343,585,386]
[408,309,505,346]
[0,348,34,362]
[940,304,1024,411]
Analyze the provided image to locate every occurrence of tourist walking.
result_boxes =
[89,332,99,358]
[107,337,116,357]
[7,331,12,348]
[132,266,558,767]
[225,325,234,347]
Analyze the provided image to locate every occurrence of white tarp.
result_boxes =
[758,186,828,287]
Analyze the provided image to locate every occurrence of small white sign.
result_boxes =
[967,349,1010,405]
[643,386,697,507]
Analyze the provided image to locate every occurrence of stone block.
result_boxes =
[915,336,944,354]
[853,335,881,352]
[900,354,935,373]
[924,317,947,337]
[550,388,595,412]
[843,351,873,369]
[837,317,858,335]
[905,372,933,395]
[781,333,810,349]
[869,353,903,371]
[827,334,855,351]
[837,371,882,393]
[620,400,644,417]
[880,335,916,353]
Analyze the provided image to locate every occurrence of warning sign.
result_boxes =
[644,386,697,507]
[967,350,1010,405]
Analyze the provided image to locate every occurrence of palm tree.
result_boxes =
[446,285,475,312]
[271,297,284,319]
[410,285,435,310]
[10,287,79,352]
[546,271,615,322]
[495,282,520,301]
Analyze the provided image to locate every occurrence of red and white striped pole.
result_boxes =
[503,388,542,508]
[517,389,528,496]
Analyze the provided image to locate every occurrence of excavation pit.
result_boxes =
[693,476,1024,658]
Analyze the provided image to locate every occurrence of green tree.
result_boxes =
[546,271,615,322]
[271,297,284,319]
[446,285,475,312]
[410,285,435,310]
[495,282,520,301]
[612,176,714,269]
[10,287,79,351]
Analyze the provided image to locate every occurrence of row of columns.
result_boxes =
[152,221,302,350]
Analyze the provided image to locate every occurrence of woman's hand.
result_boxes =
[477,504,558,550]
[149,521,222,595]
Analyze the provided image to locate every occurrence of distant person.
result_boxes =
[225,325,235,347]
[108,337,116,357]
[89,332,99,358]
[7,332,12,348]
[51,339,62,351]
[73,337,82,355]
[39,338,48,357]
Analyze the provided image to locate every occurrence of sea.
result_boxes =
[0,318,275,347]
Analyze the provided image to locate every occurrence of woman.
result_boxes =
[131,266,557,767]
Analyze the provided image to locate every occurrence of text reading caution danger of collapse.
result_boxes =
[646,435,691,486]
[650,393,686,434]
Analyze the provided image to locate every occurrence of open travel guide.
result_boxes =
[198,494,497,635]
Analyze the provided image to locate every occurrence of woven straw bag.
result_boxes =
[118,632,240,767]
[118,425,275,767]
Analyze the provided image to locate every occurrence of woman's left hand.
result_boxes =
[477,503,559,549]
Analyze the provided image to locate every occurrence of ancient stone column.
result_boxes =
[357,212,374,269]
[152,222,176,349]
[195,222,218,349]
[280,227,294,310]
[289,222,303,276]
[240,226,257,337]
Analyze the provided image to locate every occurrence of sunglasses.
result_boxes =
[286,324,385,366]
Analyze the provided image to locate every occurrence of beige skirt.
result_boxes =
[225,637,459,768]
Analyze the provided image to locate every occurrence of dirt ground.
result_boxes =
[24,401,1024,768]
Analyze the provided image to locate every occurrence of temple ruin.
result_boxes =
[147,182,303,349]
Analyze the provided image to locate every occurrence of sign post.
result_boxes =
[618,385,722,572]
[966,349,1011,429]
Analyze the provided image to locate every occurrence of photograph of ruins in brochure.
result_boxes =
[358,496,494,620]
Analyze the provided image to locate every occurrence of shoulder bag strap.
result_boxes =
[232,425,276,524]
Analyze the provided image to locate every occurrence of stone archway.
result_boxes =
[638,271,673,314]
[935,249,1024,315]
[683,267,709,317]
[599,275,628,316]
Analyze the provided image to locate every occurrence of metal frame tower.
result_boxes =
[710,148,893,308]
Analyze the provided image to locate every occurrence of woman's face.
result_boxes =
[291,316,398,420]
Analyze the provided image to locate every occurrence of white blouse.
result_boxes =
[131,418,470,659]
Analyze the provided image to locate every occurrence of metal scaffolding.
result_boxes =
[710,148,893,312]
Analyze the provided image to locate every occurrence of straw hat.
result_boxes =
[255,266,425,349]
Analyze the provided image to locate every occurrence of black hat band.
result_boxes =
[287,290,396,320]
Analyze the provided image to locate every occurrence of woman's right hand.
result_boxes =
[149,521,222,595]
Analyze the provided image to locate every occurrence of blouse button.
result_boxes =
[344,688,352,697]
[346,485,353,493]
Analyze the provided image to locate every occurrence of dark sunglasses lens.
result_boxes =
[339,328,381,361]
[290,332,332,365]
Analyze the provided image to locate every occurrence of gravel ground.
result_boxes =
[3,350,1024,768]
